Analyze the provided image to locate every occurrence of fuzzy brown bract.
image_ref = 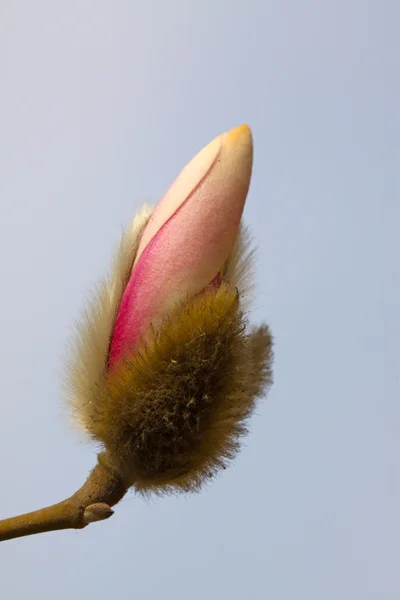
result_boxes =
[89,284,273,494]
[64,204,273,496]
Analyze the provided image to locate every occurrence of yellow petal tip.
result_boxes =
[225,123,252,145]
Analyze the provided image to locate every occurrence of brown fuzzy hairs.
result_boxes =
[64,204,273,495]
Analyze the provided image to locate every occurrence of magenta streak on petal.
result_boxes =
[209,272,221,287]
[107,147,222,371]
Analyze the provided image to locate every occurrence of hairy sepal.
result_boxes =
[90,283,273,495]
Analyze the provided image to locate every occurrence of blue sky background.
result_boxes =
[0,2,399,599]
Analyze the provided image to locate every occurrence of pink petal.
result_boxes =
[108,124,253,369]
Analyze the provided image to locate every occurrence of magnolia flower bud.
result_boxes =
[66,125,273,495]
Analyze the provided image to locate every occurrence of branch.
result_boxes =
[0,454,128,542]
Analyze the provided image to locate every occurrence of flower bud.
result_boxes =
[66,125,273,495]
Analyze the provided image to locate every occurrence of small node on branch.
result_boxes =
[82,503,114,526]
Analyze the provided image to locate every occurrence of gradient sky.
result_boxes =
[0,2,399,599]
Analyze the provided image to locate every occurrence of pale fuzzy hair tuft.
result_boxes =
[64,203,153,433]
[224,223,256,311]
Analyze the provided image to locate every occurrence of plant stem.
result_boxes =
[0,454,128,542]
